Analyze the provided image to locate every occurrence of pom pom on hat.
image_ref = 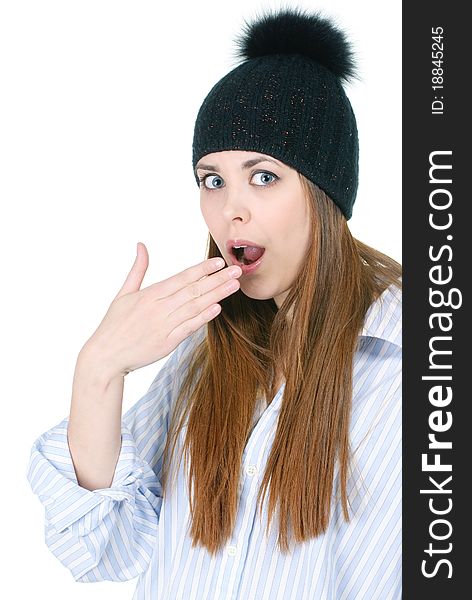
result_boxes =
[233,6,358,84]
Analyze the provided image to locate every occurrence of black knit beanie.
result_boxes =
[192,7,359,220]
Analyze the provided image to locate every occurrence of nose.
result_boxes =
[221,183,251,223]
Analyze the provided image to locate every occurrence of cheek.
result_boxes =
[270,212,299,249]
[280,206,311,260]
[200,200,214,227]
[200,201,223,245]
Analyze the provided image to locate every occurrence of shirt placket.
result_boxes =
[221,385,285,600]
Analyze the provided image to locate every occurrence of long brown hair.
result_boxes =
[160,174,402,556]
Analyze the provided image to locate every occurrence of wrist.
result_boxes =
[76,342,125,388]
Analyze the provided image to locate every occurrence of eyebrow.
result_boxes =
[194,155,283,175]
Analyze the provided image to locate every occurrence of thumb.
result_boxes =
[115,242,149,299]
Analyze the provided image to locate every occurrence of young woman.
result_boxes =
[27,8,402,599]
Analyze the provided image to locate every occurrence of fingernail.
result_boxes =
[228,266,241,277]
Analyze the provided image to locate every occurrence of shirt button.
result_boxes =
[227,545,237,556]
[246,465,257,476]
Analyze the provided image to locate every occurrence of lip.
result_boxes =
[225,239,266,275]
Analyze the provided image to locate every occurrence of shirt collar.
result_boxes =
[359,281,402,348]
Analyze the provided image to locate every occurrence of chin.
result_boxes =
[239,286,276,302]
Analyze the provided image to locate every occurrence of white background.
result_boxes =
[0,0,401,598]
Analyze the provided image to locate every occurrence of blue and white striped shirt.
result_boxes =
[26,282,402,599]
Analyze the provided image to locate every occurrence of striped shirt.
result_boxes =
[26,282,402,599]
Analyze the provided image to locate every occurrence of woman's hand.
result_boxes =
[81,242,241,379]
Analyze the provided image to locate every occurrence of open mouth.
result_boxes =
[232,245,265,265]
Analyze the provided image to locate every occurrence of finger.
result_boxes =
[115,242,149,299]
[163,263,242,314]
[166,275,240,328]
[143,257,228,298]
[165,300,224,349]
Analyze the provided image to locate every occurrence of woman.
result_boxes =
[27,7,401,599]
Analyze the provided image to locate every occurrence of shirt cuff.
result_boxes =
[27,416,160,538]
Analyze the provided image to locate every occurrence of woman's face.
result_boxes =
[196,150,311,308]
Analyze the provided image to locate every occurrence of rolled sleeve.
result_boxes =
[27,417,162,581]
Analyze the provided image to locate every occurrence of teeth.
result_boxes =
[233,245,247,249]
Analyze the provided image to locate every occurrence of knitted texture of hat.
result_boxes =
[192,7,359,220]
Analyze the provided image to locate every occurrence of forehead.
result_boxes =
[195,150,286,170]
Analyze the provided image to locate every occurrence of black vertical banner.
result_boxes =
[403,1,468,597]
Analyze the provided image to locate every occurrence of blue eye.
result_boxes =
[198,171,279,190]
[252,172,277,186]
[199,174,224,190]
